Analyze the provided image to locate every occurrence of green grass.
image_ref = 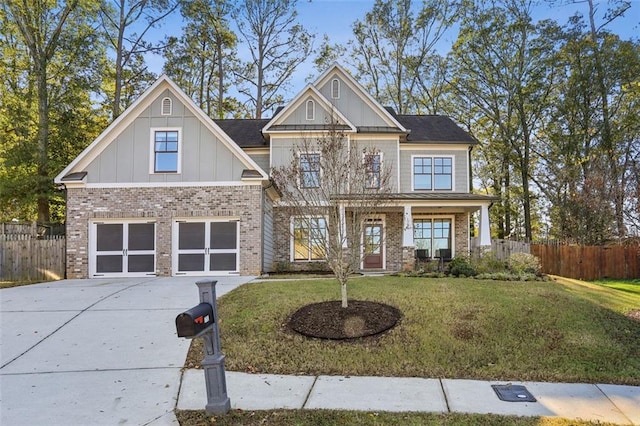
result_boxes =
[176,409,618,426]
[189,275,639,385]
[591,278,640,295]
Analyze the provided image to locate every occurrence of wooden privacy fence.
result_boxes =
[530,244,640,280]
[471,238,530,260]
[0,235,66,282]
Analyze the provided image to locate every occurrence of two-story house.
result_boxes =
[55,64,494,279]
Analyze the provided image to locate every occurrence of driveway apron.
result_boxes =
[0,276,251,426]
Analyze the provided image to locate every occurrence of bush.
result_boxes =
[507,252,541,275]
[448,256,477,277]
[471,252,508,274]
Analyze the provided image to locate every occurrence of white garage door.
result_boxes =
[173,219,239,275]
[90,221,156,277]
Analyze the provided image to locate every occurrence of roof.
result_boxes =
[333,192,498,202]
[214,119,269,148]
[395,115,477,144]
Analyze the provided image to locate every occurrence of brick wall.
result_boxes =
[65,185,264,278]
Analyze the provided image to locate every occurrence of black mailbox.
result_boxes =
[176,303,214,338]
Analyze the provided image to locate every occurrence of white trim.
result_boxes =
[149,127,182,174]
[55,75,269,184]
[89,219,157,278]
[412,215,456,259]
[289,215,328,262]
[306,99,315,120]
[314,64,407,131]
[172,217,240,276]
[161,97,172,115]
[360,215,386,270]
[411,154,455,191]
[262,84,357,133]
[82,181,259,189]
[297,151,321,189]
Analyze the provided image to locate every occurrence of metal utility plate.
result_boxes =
[491,384,537,402]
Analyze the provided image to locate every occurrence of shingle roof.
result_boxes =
[214,119,269,148]
[395,115,476,144]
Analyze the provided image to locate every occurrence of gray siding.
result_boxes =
[352,138,399,192]
[317,75,389,127]
[247,152,270,173]
[85,89,247,183]
[399,148,469,192]
[281,95,333,125]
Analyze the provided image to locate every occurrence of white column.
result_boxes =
[402,205,414,246]
[340,204,348,248]
[480,204,491,246]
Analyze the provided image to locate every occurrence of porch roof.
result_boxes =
[332,192,498,202]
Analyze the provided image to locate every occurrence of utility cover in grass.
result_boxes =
[288,300,401,340]
[491,384,537,402]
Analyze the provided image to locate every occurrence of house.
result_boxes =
[55,64,495,278]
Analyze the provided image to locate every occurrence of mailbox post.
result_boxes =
[175,279,230,415]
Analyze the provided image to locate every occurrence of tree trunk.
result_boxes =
[36,58,50,223]
[341,280,348,308]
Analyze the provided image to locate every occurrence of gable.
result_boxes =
[314,65,406,132]
[55,76,268,186]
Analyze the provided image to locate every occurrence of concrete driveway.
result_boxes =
[0,276,253,426]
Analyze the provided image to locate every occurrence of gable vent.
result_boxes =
[161,97,172,115]
[331,78,340,99]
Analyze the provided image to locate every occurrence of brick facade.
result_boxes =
[65,185,264,278]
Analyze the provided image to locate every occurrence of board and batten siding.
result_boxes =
[399,147,469,193]
[317,75,390,127]
[84,90,247,184]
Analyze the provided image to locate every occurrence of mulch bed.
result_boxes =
[628,309,640,322]
[287,300,402,340]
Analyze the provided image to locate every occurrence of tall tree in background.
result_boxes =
[2,0,105,222]
[163,0,240,119]
[99,0,178,118]
[233,0,314,119]
[350,0,459,114]
[447,0,557,240]
[539,7,639,243]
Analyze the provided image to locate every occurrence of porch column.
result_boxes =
[340,204,347,248]
[402,205,414,246]
[479,204,491,246]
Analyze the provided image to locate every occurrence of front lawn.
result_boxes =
[188,276,639,385]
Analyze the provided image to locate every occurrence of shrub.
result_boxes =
[448,256,477,277]
[471,252,508,274]
[507,252,541,275]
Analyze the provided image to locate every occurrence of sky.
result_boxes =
[144,0,640,108]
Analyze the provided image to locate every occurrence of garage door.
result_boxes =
[173,219,239,275]
[90,221,156,277]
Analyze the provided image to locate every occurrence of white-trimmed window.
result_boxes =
[306,99,315,120]
[331,78,340,99]
[292,216,326,261]
[299,152,320,188]
[364,153,381,189]
[151,128,181,173]
[413,218,453,259]
[413,156,453,190]
[161,97,172,115]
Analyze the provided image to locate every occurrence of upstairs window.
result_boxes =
[299,153,320,188]
[331,79,340,99]
[293,217,327,261]
[413,156,452,190]
[364,153,381,189]
[306,100,315,120]
[153,130,180,173]
[161,97,172,115]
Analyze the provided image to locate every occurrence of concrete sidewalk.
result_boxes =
[0,276,252,426]
[178,370,640,425]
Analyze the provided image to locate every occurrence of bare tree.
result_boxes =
[233,0,313,118]
[271,117,393,307]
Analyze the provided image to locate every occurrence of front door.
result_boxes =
[363,220,384,269]
[173,219,239,275]
[90,221,156,277]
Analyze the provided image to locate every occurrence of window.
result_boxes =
[161,97,172,115]
[413,156,452,190]
[413,218,452,258]
[306,99,315,120]
[293,217,326,261]
[365,153,381,189]
[153,130,179,173]
[331,79,340,99]
[299,153,320,188]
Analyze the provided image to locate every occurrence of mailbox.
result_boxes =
[176,303,214,338]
